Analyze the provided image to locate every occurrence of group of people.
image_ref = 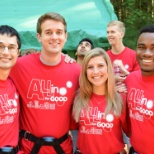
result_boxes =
[0,11,154,154]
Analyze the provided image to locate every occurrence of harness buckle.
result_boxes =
[24,131,30,140]
[43,137,54,142]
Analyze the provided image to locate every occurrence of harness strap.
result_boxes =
[75,148,127,154]
[74,149,82,154]
[20,130,68,154]
[129,147,137,154]
[118,148,127,154]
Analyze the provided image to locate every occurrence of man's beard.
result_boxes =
[76,51,86,56]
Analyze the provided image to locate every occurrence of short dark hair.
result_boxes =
[78,38,94,49]
[0,25,21,49]
[37,12,67,34]
[139,24,154,35]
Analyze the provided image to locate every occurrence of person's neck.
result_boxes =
[0,69,10,81]
[93,86,106,95]
[40,52,62,66]
[76,56,84,65]
[111,43,125,55]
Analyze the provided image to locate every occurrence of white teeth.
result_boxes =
[93,76,101,79]
[50,42,58,45]
[0,57,10,60]
[142,59,153,63]
[109,39,114,42]
[0,58,10,62]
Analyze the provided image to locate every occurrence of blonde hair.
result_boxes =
[73,47,123,122]
[108,20,125,34]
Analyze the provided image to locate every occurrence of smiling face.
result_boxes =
[136,32,154,76]
[86,55,108,93]
[0,34,19,70]
[107,25,124,46]
[37,19,67,55]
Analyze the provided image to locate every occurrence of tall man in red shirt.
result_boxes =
[0,25,20,154]
[106,20,140,151]
[10,12,80,154]
[107,20,139,83]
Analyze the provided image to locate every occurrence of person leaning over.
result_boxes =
[0,25,20,154]
[10,12,81,154]
[73,48,129,154]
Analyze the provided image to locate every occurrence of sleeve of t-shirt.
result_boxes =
[120,93,130,136]
[70,115,79,130]
[133,60,140,71]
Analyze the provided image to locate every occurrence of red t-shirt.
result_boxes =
[107,47,140,73]
[10,53,80,154]
[0,79,19,147]
[125,70,154,154]
[77,93,128,154]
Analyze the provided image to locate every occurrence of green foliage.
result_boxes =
[111,0,154,49]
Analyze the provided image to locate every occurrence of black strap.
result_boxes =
[74,148,82,154]
[129,147,137,154]
[0,147,18,154]
[20,130,68,154]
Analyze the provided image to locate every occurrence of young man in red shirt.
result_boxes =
[107,21,140,151]
[125,24,154,154]
[107,20,139,83]
[0,25,20,154]
[10,12,80,154]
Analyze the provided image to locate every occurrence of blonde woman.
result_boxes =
[73,48,128,154]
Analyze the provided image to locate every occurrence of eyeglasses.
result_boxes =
[0,45,18,53]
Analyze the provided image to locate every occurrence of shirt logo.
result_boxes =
[0,93,18,125]
[27,79,73,109]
